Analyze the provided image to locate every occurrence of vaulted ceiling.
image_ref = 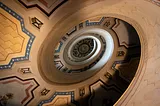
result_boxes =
[0,0,160,106]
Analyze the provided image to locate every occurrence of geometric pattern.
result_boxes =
[18,0,68,17]
[66,26,77,36]
[112,45,140,82]
[117,51,125,57]
[0,0,142,105]
[79,87,85,97]
[78,16,140,106]
[38,91,78,106]
[118,58,140,82]
[0,2,35,70]
[19,67,32,74]
[31,17,43,29]
[89,80,123,106]
[41,88,50,96]
[50,16,141,106]
[0,76,39,106]
[85,17,106,26]
[53,17,107,73]
[0,14,24,61]
[55,41,63,53]
[112,57,140,82]
[54,60,64,70]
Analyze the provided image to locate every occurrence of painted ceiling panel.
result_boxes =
[0,76,39,106]
[18,0,68,16]
[0,2,35,69]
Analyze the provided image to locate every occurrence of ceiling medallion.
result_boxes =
[54,27,114,73]
[71,38,96,61]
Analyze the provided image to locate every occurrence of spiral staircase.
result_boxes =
[0,0,159,106]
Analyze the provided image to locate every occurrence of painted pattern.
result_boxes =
[54,17,107,73]
[89,80,123,106]
[86,17,106,26]
[0,76,39,106]
[0,2,35,70]
[0,0,142,105]
[18,0,68,16]
[38,91,78,106]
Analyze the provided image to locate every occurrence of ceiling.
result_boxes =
[0,0,160,106]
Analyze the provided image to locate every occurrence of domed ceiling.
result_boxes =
[0,0,160,106]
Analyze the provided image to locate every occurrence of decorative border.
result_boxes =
[18,0,68,17]
[66,26,77,36]
[112,53,140,71]
[89,79,123,94]
[85,17,106,26]
[89,79,123,106]
[55,41,63,53]
[0,2,35,70]
[112,50,140,83]
[38,91,78,106]
[0,76,39,106]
